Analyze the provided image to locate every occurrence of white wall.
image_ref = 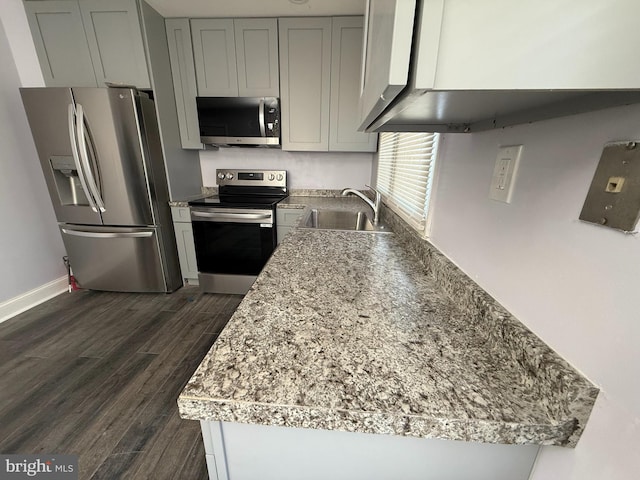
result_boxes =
[0,0,43,87]
[430,104,640,479]
[0,5,66,304]
[200,149,373,190]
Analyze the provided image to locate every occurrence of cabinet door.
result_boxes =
[24,0,97,87]
[359,0,416,130]
[173,221,199,281]
[166,18,202,149]
[79,0,150,88]
[279,17,331,152]
[330,17,378,152]
[191,19,238,96]
[234,18,280,97]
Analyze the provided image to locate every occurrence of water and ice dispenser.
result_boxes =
[49,156,90,206]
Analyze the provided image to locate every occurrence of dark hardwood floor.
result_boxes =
[0,286,243,479]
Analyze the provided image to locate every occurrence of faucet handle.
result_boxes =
[365,184,381,199]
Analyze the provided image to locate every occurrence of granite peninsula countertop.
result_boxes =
[178,216,598,447]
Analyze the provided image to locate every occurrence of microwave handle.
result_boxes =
[258,98,266,137]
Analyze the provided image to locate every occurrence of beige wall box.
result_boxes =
[579,141,640,232]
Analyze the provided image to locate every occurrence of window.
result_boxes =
[375,132,440,235]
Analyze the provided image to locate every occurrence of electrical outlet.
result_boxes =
[489,145,523,203]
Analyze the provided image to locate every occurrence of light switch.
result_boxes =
[489,145,523,203]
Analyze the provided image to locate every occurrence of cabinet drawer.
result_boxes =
[171,206,191,222]
[276,208,306,227]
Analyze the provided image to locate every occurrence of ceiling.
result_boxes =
[145,0,366,18]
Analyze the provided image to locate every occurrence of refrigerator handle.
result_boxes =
[75,104,106,213]
[258,98,266,137]
[61,228,153,239]
[68,104,98,213]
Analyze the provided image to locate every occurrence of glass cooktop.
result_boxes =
[189,194,287,209]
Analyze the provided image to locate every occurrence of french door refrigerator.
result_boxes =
[20,87,181,293]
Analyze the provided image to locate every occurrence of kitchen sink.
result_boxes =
[301,209,391,233]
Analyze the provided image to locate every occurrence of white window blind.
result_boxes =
[375,132,439,233]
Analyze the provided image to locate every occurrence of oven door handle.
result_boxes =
[191,211,272,221]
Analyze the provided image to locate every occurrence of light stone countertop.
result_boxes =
[278,195,371,212]
[168,187,217,207]
[178,206,598,446]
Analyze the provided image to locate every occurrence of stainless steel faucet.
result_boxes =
[341,185,382,225]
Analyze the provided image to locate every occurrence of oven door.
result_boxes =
[191,208,276,276]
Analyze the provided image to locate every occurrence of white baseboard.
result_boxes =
[0,276,68,324]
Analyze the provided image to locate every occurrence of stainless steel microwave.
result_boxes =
[196,96,280,147]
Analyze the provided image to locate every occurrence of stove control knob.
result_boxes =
[226,172,234,180]
[268,173,275,181]
[276,173,284,181]
[217,172,226,180]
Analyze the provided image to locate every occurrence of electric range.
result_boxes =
[189,169,288,294]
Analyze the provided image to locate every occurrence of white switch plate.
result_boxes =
[489,145,523,203]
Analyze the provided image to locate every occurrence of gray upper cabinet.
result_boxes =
[24,0,97,87]
[24,0,151,88]
[329,17,377,152]
[279,16,376,152]
[79,0,150,88]
[165,18,202,149]
[191,19,238,96]
[358,0,416,130]
[279,17,332,152]
[167,17,279,148]
[190,18,279,98]
[234,18,279,97]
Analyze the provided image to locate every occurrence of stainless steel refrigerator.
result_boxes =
[20,87,181,293]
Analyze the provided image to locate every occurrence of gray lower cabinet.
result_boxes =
[276,208,307,244]
[200,420,539,480]
[171,207,199,284]
[279,16,377,152]
[24,0,150,88]
[165,18,202,149]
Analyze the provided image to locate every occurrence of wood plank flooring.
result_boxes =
[0,286,243,479]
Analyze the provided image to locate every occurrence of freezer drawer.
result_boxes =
[60,225,170,292]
